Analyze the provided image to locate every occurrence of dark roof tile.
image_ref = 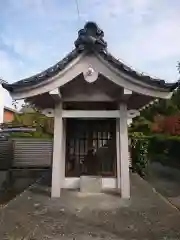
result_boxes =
[2,22,178,92]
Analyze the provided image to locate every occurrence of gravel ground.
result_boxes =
[0,173,180,239]
[147,162,180,209]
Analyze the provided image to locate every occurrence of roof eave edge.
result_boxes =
[3,51,86,95]
[95,51,177,92]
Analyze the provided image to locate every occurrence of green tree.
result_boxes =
[5,104,54,138]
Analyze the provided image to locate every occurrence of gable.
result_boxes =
[2,21,177,101]
[8,52,174,100]
[60,73,122,102]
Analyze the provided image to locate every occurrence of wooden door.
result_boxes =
[66,119,116,177]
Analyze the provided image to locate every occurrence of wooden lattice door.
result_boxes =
[66,119,116,177]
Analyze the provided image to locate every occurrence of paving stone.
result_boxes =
[0,173,180,239]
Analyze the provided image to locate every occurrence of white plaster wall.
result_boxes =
[62,177,118,189]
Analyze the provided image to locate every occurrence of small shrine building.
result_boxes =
[2,22,177,199]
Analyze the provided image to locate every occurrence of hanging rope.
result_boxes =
[75,0,81,25]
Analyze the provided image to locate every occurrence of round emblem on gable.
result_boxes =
[83,67,98,83]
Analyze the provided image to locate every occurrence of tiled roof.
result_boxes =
[2,49,80,91]
[2,22,178,92]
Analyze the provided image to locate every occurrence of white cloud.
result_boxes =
[100,0,180,81]
[6,0,78,22]
[0,50,24,80]
[115,18,180,62]
[0,52,13,107]
[0,50,25,107]
[0,34,43,60]
[1,0,180,86]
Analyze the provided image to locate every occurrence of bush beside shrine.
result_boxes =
[129,132,180,176]
[148,134,180,168]
[129,132,149,177]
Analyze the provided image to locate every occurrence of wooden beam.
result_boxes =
[62,110,120,118]
[61,109,139,119]
[121,88,132,101]
[49,88,61,102]
[124,88,132,95]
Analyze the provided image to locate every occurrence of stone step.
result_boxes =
[80,176,102,193]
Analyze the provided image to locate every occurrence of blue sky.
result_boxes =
[1,0,180,107]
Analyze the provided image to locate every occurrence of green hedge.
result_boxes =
[130,132,180,171]
[130,132,149,177]
[148,134,180,166]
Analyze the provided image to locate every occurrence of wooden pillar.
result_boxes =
[61,119,66,185]
[119,103,130,199]
[51,102,63,198]
[116,119,121,189]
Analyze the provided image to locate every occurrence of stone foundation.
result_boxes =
[80,175,102,193]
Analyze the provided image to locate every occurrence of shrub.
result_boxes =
[148,134,180,167]
[130,132,149,177]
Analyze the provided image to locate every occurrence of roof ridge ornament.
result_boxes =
[2,21,177,93]
[74,22,107,52]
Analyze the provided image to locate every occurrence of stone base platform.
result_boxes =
[80,175,102,193]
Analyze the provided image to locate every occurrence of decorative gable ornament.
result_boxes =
[127,110,140,118]
[41,108,54,117]
[83,67,98,83]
